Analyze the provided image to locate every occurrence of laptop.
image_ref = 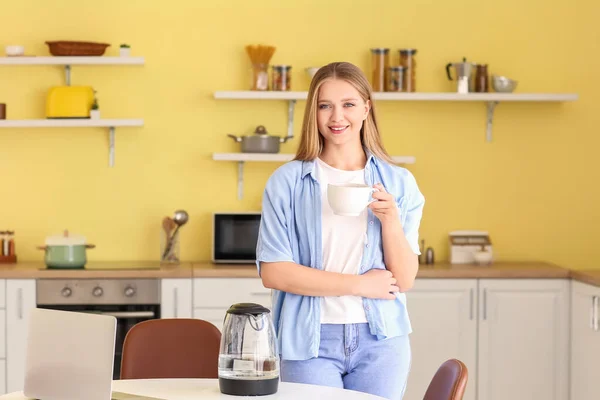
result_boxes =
[23,308,162,400]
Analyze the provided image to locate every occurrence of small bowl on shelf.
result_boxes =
[492,75,518,93]
[5,45,24,57]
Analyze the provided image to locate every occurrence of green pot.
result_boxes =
[38,244,95,269]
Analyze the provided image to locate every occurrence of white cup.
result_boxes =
[327,183,378,216]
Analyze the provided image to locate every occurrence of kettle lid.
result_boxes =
[227,302,270,315]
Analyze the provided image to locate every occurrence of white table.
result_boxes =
[0,378,386,399]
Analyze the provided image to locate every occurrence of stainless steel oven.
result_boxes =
[212,212,261,264]
[36,278,161,379]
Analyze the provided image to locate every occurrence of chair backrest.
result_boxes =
[120,318,221,379]
[423,359,468,400]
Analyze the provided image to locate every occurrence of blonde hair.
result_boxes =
[294,62,393,164]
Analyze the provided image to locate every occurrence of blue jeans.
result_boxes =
[280,323,411,400]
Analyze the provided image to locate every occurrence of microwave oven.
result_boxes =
[212,212,261,264]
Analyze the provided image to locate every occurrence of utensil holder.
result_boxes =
[160,229,180,263]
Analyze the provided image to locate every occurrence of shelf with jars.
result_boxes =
[213,91,578,142]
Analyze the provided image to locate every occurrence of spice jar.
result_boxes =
[370,48,389,92]
[7,231,14,256]
[251,63,269,91]
[0,231,5,256]
[399,49,417,92]
[474,64,489,93]
[272,65,292,91]
[386,66,405,92]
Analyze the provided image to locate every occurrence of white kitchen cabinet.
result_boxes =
[0,310,5,360]
[0,279,6,308]
[477,279,569,400]
[6,279,36,394]
[403,279,477,400]
[570,280,600,400]
[160,279,192,319]
[192,308,227,331]
[193,278,271,331]
[0,359,5,395]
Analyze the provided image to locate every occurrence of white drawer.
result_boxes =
[0,280,5,308]
[193,278,271,308]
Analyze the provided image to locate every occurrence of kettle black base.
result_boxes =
[219,377,279,396]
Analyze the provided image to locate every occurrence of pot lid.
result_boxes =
[45,229,87,246]
[226,302,270,315]
[253,125,269,136]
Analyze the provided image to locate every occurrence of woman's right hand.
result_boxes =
[356,269,399,300]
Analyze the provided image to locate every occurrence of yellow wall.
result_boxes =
[0,0,598,268]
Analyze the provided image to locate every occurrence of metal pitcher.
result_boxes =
[446,57,475,94]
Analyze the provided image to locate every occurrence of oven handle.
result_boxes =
[89,311,156,319]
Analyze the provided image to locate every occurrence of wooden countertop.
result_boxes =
[191,261,571,279]
[1,260,598,286]
[0,261,193,278]
[415,261,570,279]
[569,270,600,287]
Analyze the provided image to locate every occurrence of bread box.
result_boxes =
[449,230,493,264]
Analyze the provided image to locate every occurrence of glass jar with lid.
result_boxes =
[272,65,292,91]
[399,49,417,92]
[370,48,390,92]
[386,66,405,92]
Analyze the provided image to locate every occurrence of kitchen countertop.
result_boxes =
[191,261,571,279]
[0,261,193,278]
[1,260,598,286]
[569,270,600,287]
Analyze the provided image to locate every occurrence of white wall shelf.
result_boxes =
[0,56,145,65]
[0,56,145,85]
[213,91,579,142]
[213,152,416,199]
[0,119,143,167]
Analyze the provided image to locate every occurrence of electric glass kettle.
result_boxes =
[218,303,279,396]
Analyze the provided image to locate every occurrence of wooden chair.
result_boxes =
[423,359,469,400]
[120,318,221,379]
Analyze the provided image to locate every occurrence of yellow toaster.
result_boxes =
[46,86,94,118]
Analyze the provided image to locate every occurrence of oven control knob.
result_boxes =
[61,287,72,297]
[124,286,136,297]
[92,287,103,297]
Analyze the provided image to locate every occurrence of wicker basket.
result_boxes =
[45,41,110,56]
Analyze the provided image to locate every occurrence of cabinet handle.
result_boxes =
[17,288,23,320]
[174,287,178,318]
[594,296,599,332]
[591,296,596,330]
[469,288,474,320]
[482,288,487,320]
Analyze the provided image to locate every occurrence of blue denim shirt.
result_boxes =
[256,151,425,360]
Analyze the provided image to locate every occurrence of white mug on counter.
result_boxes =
[327,183,379,216]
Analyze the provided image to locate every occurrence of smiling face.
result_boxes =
[316,79,371,149]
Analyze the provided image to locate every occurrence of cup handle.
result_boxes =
[368,188,380,205]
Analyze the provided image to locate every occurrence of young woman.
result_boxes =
[255,62,425,400]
